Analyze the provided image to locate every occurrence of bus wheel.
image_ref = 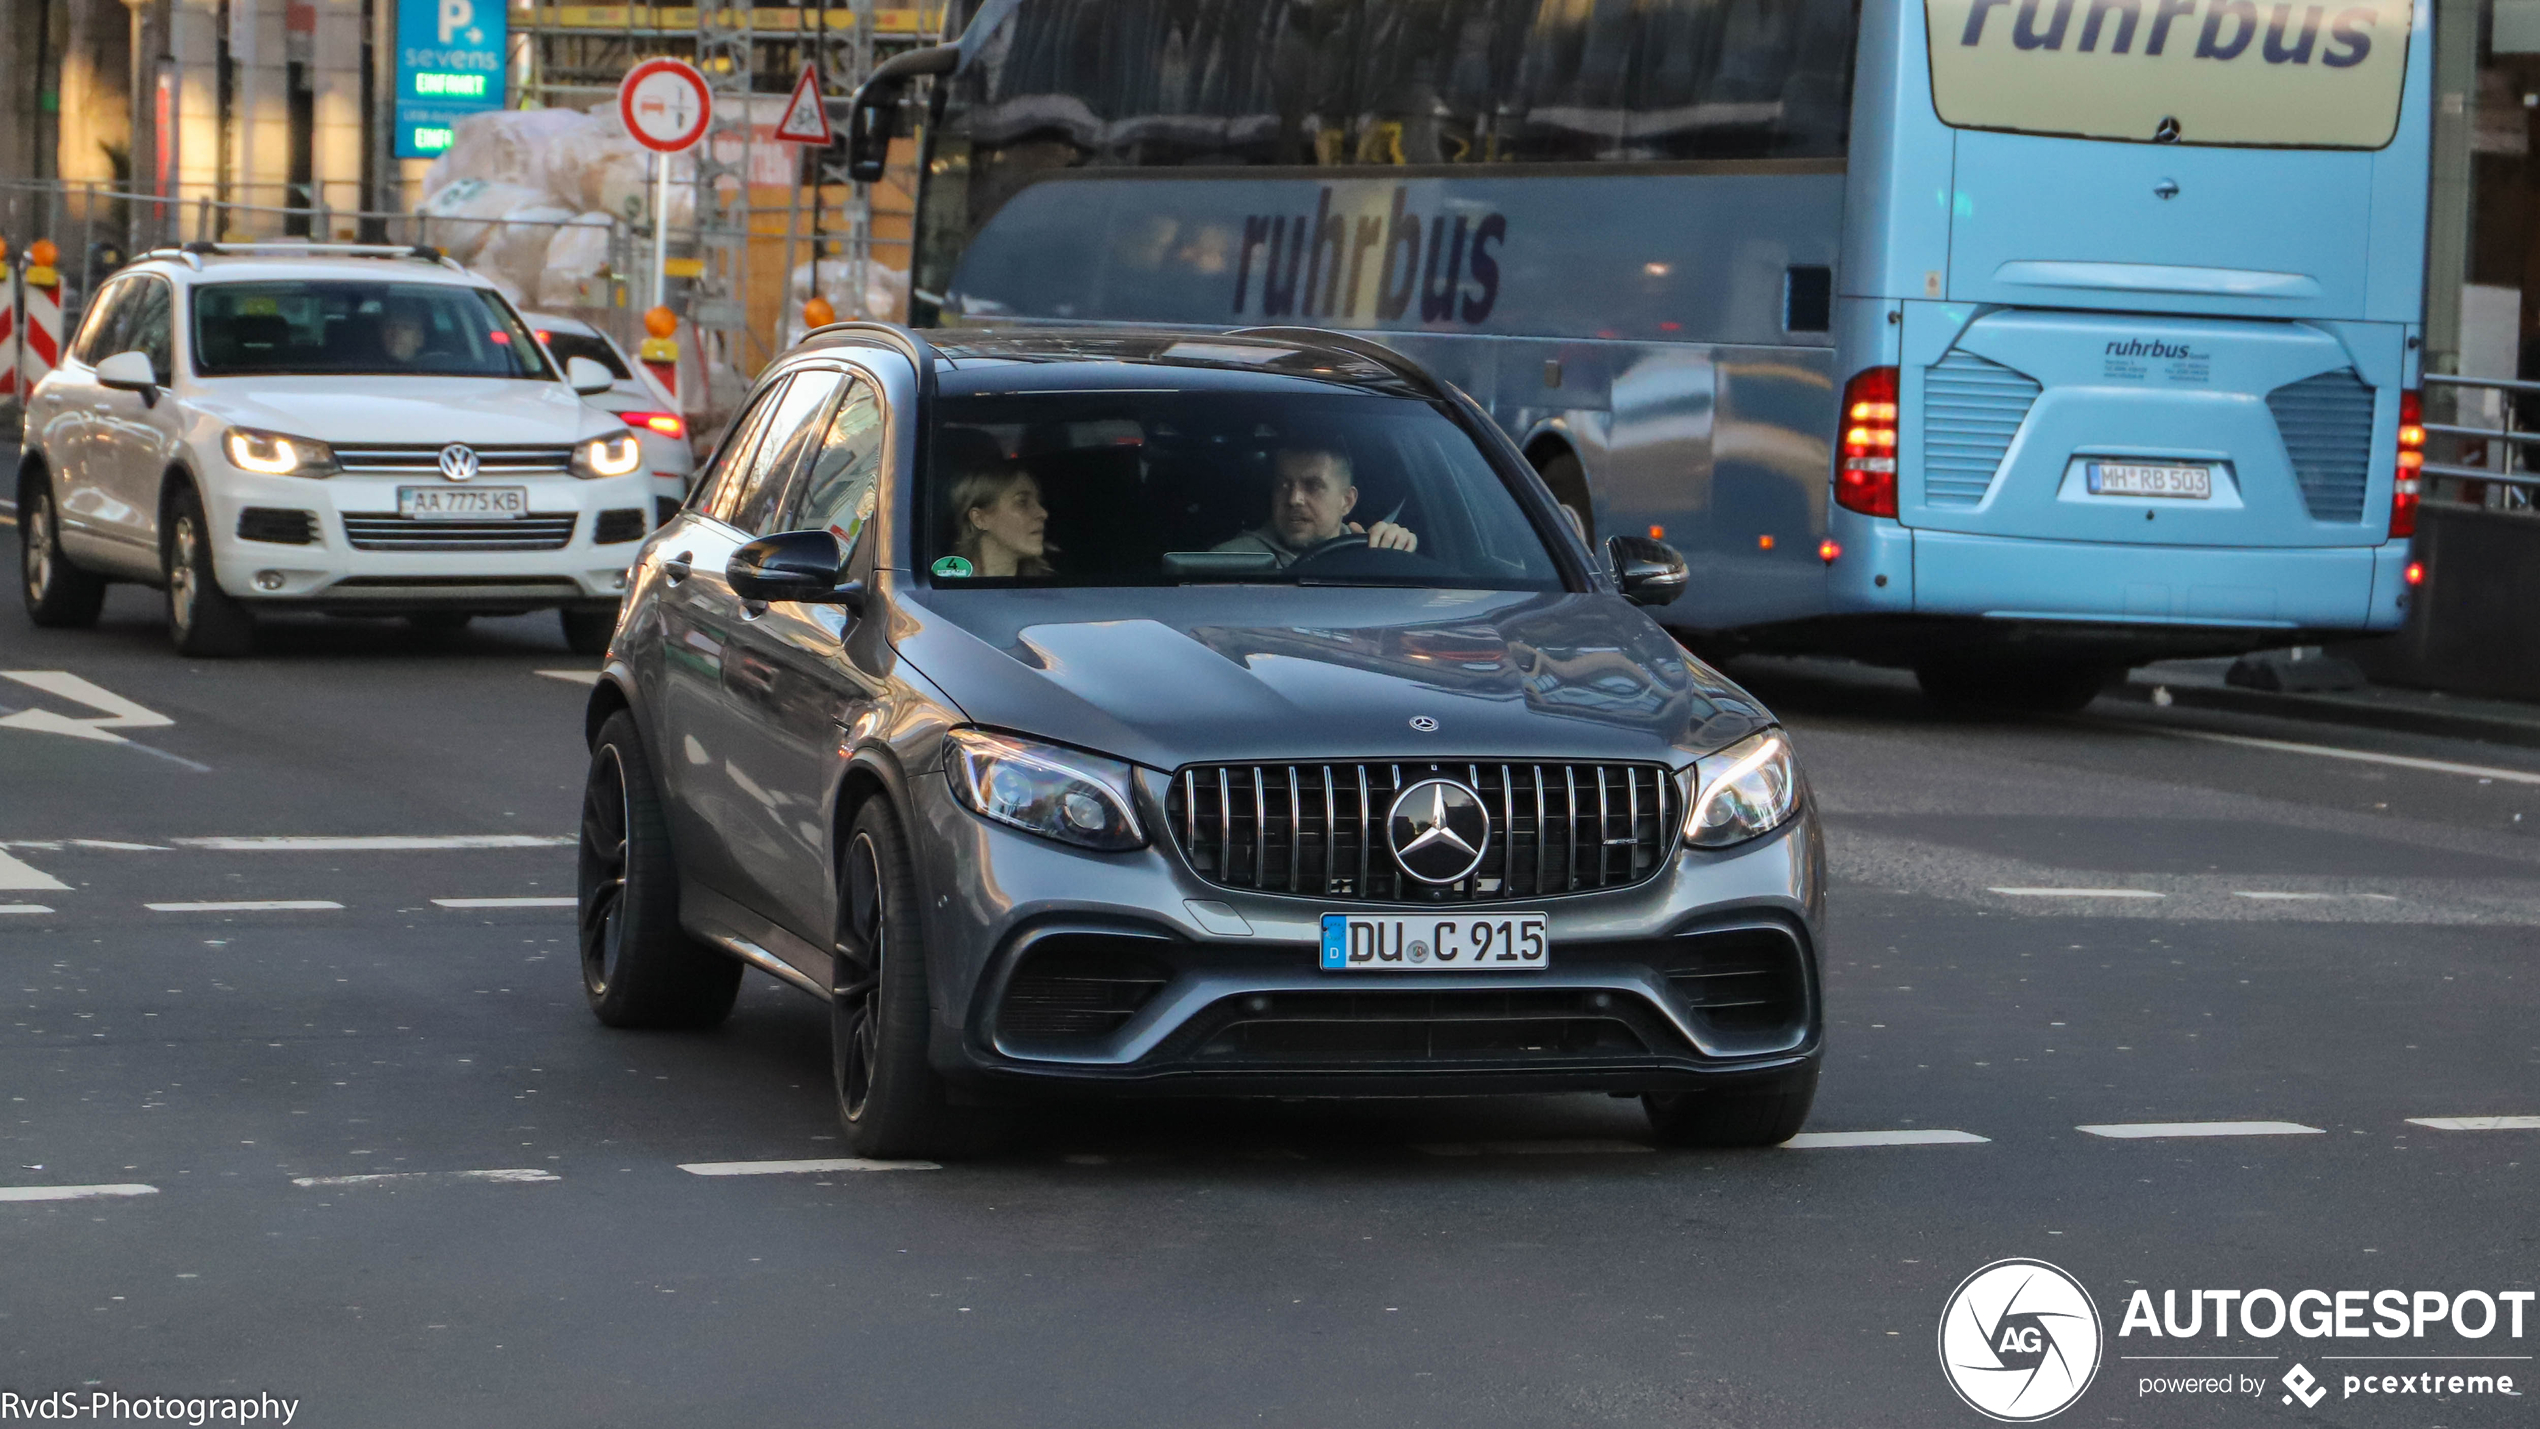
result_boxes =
[1915,656,2112,714]
[1535,451,1594,544]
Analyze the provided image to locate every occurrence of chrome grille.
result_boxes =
[341,514,578,551]
[2266,368,2376,523]
[1922,350,2042,507]
[331,443,576,477]
[1166,760,1679,903]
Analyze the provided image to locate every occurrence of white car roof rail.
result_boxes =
[139,242,467,273]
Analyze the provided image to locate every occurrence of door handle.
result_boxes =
[662,551,693,584]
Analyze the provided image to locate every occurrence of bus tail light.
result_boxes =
[1836,366,1899,518]
[2392,389,2423,538]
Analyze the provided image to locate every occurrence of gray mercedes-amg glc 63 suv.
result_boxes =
[576,324,1825,1157]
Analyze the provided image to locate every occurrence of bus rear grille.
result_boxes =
[2266,368,2376,524]
[1922,350,2041,507]
[1166,760,1678,903]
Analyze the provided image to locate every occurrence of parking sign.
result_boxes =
[393,0,507,158]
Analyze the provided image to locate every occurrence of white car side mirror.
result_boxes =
[566,356,615,396]
[96,350,157,391]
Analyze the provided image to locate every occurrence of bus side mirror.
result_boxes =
[844,43,959,184]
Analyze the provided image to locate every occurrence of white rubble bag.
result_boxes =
[414,178,548,264]
[534,213,619,309]
[476,204,579,298]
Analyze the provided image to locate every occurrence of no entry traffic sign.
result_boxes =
[618,58,712,154]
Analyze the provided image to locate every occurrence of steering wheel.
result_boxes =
[1287,532,1372,567]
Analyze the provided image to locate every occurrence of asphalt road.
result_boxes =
[2,545,2536,1428]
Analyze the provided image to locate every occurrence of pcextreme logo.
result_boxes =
[1939,1259,2105,1421]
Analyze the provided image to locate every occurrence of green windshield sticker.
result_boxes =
[930,555,974,579]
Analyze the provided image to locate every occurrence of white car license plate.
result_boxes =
[1319,912,1548,971]
[397,485,528,518]
[2088,462,2211,499]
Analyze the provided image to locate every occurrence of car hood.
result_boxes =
[890,585,1774,773]
[189,377,611,444]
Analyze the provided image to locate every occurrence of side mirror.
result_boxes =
[845,43,958,183]
[96,350,157,392]
[565,355,616,396]
[728,529,864,610]
[1607,534,1687,608]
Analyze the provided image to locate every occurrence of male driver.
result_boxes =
[1215,446,1418,566]
[379,302,429,365]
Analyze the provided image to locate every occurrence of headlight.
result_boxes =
[1684,729,1800,849]
[944,728,1146,852]
[573,431,644,478]
[222,427,336,477]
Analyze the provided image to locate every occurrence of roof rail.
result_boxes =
[141,242,463,272]
[802,320,938,391]
[1222,326,1443,396]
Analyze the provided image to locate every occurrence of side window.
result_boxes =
[727,369,846,537]
[696,377,795,525]
[782,378,887,552]
[124,279,174,386]
[69,279,130,367]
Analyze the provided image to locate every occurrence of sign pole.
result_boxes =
[651,149,669,312]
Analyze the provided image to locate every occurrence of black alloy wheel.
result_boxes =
[578,710,740,1028]
[1643,1060,1820,1148]
[831,801,954,1158]
[162,486,255,657]
[19,477,107,627]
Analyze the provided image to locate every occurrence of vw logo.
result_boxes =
[1386,778,1490,885]
[437,444,480,482]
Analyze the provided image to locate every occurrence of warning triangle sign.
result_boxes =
[773,64,833,145]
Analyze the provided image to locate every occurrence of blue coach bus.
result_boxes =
[853,0,2430,708]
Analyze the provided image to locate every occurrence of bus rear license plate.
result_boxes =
[2089,462,2211,499]
[1319,913,1548,971]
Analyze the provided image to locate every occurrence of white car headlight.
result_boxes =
[573,431,643,478]
[944,728,1146,852]
[223,427,337,477]
[1684,729,1800,849]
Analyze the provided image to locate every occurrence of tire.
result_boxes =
[1643,1060,1819,1148]
[577,710,741,1029]
[1915,656,2111,714]
[560,608,614,656]
[1535,450,1595,544]
[19,474,107,628]
[162,486,255,657]
[831,799,955,1159]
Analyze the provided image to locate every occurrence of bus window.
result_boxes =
[1924,0,2411,149]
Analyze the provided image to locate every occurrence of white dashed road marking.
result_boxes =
[432,897,577,909]
[0,1183,159,1203]
[2077,1121,2324,1139]
[146,900,344,913]
[2157,728,2540,787]
[291,1169,560,1187]
[535,669,603,685]
[678,1158,941,1176]
[175,835,574,851]
[1988,887,2166,899]
[0,904,53,914]
[2406,1116,2540,1131]
[2234,891,2400,902]
[1783,1129,1991,1148]
[0,670,176,745]
[0,850,69,892]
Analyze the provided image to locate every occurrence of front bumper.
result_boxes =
[907,769,1826,1097]
[203,468,655,612]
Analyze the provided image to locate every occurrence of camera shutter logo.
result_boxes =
[1938,1259,2103,1421]
[438,443,480,482]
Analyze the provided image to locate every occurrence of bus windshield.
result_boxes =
[1923,0,2413,149]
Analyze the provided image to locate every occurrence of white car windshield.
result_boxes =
[192,280,555,380]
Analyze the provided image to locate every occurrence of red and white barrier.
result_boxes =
[19,249,62,397]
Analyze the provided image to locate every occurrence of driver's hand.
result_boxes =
[1350,520,1419,552]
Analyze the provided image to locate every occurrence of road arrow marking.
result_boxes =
[0,671,176,745]
[0,850,70,892]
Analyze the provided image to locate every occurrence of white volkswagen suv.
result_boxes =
[16,244,655,656]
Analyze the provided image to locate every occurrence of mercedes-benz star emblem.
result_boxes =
[437,443,480,482]
[1387,778,1490,885]
[1408,715,1439,733]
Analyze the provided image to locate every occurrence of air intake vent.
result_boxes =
[2266,368,2376,523]
[593,508,648,544]
[1921,350,2042,507]
[236,507,317,545]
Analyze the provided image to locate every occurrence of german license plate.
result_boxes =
[1319,912,1548,971]
[397,485,527,518]
[2088,462,2211,499]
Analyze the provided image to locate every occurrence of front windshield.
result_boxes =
[192,280,555,380]
[925,389,1564,591]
